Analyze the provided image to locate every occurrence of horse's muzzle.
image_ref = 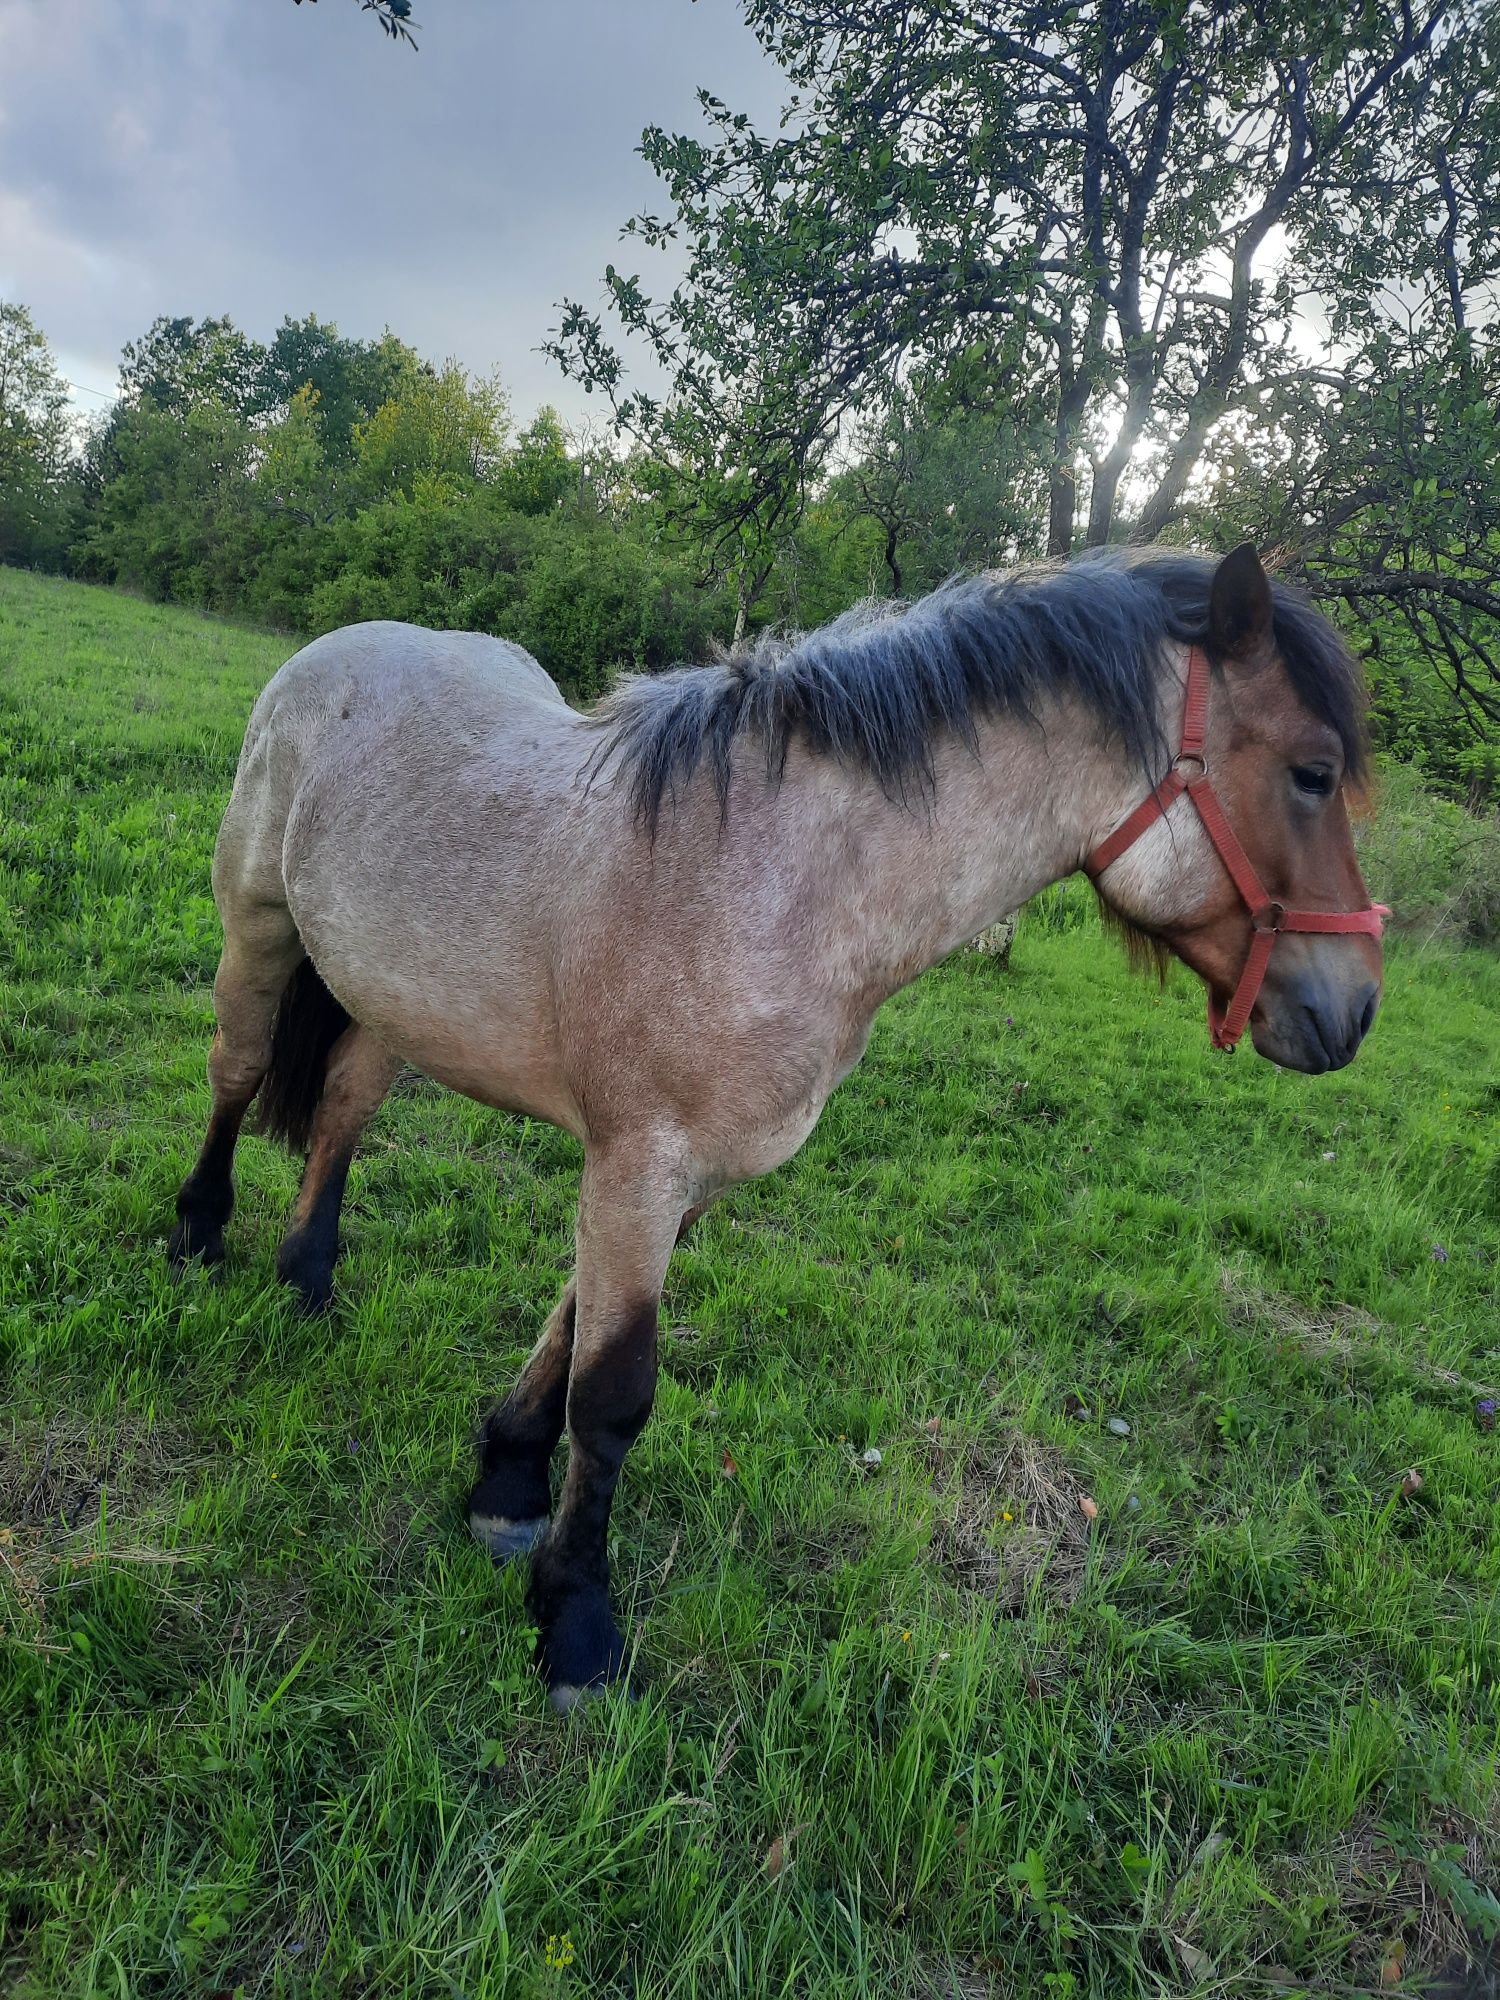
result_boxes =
[1253,974,1381,1074]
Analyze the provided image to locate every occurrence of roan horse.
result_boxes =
[169,542,1386,1709]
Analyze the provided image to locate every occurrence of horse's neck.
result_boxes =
[797,699,1146,1003]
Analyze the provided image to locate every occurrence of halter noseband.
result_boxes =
[1082,645,1390,1052]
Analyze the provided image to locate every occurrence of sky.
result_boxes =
[0,0,784,424]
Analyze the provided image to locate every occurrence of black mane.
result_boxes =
[589,547,1368,831]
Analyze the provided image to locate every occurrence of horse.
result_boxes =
[168,541,1386,1710]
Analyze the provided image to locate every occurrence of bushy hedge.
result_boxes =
[300,489,730,703]
[66,390,738,705]
[1356,760,1500,944]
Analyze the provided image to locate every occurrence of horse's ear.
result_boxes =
[1207,542,1274,666]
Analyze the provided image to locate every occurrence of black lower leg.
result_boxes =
[275,1149,352,1314]
[529,1302,657,1705]
[469,1286,575,1561]
[169,1104,249,1268]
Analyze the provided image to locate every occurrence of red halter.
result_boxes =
[1082,645,1390,1052]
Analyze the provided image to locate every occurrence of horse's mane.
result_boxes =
[588,546,1368,834]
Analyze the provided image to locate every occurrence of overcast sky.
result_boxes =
[0,0,784,423]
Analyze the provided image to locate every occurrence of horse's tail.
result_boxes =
[256,958,351,1154]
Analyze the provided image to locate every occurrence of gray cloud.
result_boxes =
[0,0,782,419]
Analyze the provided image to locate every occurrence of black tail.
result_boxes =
[256,959,351,1154]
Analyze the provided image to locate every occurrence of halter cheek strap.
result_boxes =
[1082,645,1390,1052]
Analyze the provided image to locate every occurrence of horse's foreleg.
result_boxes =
[468,1201,706,1569]
[170,923,302,1269]
[468,1280,576,1564]
[274,1024,400,1313]
[527,1150,683,1710]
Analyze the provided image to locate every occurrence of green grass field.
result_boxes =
[2,565,1499,1999]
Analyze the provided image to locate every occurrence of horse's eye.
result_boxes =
[1291,765,1335,798]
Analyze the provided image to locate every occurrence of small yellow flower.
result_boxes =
[544,1931,576,1971]
[1002,1511,1014,1523]
[901,1629,912,1643]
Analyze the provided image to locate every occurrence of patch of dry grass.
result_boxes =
[929,1429,1095,1610]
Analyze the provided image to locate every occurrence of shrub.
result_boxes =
[1357,760,1500,945]
[303,487,732,705]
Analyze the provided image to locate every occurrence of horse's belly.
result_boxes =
[398,1035,586,1139]
[305,932,585,1139]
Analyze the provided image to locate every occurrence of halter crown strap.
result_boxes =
[1083,645,1389,1052]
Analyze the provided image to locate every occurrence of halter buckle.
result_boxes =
[1252,901,1287,934]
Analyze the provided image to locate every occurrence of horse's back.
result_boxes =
[217,621,578,905]
[247,620,570,747]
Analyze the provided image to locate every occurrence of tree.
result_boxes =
[0,302,73,566]
[291,0,418,47]
[831,371,1051,595]
[1194,315,1500,750]
[260,316,425,463]
[118,314,267,420]
[552,2,1500,589]
[351,361,510,500]
[256,382,331,524]
[75,399,256,606]
[493,408,577,516]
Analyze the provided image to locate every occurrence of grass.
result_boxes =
[2,564,1499,2000]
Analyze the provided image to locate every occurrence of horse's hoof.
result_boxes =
[469,1511,549,1565]
[533,1584,629,1711]
[547,1671,640,1715]
[275,1244,334,1315]
[548,1680,594,1715]
[167,1224,225,1272]
[545,1678,629,1715]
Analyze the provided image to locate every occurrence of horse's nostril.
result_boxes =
[1357,984,1379,1040]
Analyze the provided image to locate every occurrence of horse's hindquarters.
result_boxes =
[276,732,586,1138]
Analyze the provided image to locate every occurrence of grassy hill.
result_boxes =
[2,565,1498,1999]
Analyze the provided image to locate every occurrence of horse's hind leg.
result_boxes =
[275,1024,400,1314]
[469,1280,577,1564]
[170,916,303,1268]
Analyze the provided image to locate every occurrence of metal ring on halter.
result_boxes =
[1251,901,1287,933]
[1172,752,1208,779]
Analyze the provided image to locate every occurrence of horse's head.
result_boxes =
[1095,545,1384,1075]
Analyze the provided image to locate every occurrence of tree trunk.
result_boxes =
[1047,462,1076,559]
[1132,398,1223,545]
[1086,361,1157,546]
[731,558,775,647]
[883,520,902,596]
[971,915,1018,967]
